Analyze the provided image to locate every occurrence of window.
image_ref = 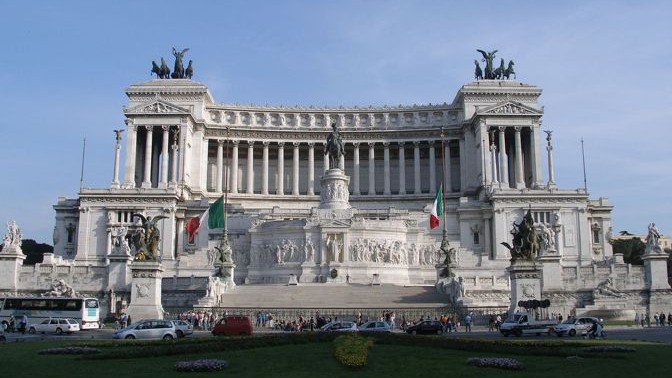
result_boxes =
[473,232,480,245]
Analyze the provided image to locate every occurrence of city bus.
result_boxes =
[0,297,100,330]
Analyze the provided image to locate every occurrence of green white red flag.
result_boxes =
[430,184,443,229]
[185,196,225,242]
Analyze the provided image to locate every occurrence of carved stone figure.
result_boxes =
[325,123,344,169]
[2,221,23,250]
[304,239,314,263]
[43,279,76,298]
[476,49,498,79]
[171,47,190,79]
[474,60,483,80]
[111,226,130,255]
[501,209,540,263]
[131,214,168,261]
[646,222,661,247]
[594,277,623,298]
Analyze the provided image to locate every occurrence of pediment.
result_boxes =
[320,219,352,228]
[124,99,190,115]
[477,101,541,116]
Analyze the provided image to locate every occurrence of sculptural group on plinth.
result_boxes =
[501,209,540,263]
[151,47,194,79]
[1,221,23,253]
[474,49,515,80]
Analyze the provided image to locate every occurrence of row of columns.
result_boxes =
[488,126,532,189]
[210,140,456,196]
[118,125,179,189]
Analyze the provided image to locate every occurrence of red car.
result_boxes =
[212,316,253,336]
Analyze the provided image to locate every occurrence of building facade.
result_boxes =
[2,74,668,319]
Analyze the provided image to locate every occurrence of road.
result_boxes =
[2,325,671,344]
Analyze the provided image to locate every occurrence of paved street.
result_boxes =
[2,324,672,344]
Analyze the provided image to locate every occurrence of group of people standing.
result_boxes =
[636,312,672,327]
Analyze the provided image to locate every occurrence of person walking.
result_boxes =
[464,312,473,332]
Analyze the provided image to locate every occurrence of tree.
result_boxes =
[0,239,54,265]
[611,237,646,265]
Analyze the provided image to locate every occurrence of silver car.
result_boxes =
[170,319,194,338]
[113,319,176,340]
[358,320,391,333]
[320,321,358,332]
[553,316,601,337]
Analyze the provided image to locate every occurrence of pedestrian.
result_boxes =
[659,313,666,327]
[19,314,28,334]
[464,312,472,332]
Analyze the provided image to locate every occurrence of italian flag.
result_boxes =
[430,184,443,229]
[185,196,225,243]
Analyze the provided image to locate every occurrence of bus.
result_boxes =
[0,297,100,330]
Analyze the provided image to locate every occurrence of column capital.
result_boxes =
[247,141,255,147]
[217,139,225,146]
[161,125,171,132]
[262,141,270,147]
[514,126,522,132]
[498,126,507,132]
[352,142,360,148]
[124,118,133,126]
[412,141,421,147]
[278,141,285,148]
[144,125,154,132]
[427,141,435,147]
[307,142,315,147]
[398,142,405,147]
[231,139,240,146]
[382,141,390,147]
[367,142,376,147]
[293,141,300,148]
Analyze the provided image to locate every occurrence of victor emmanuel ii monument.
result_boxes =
[0,49,669,319]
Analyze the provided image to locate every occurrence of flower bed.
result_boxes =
[174,359,228,372]
[38,346,101,355]
[466,357,523,370]
[333,334,374,368]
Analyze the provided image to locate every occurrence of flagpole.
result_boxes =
[439,129,453,273]
[224,128,230,235]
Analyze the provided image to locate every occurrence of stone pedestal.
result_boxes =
[642,247,670,290]
[538,255,562,291]
[126,261,164,321]
[507,260,542,315]
[287,273,298,285]
[215,261,237,291]
[371,273,381,286]
[0,245,25,291]
[319,168,350,209]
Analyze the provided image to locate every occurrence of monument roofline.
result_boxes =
[126,79,214,104]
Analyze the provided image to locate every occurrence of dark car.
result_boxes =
[406,320,443,335]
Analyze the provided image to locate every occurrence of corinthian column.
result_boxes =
[141,126,153,188]
[230,140,239,194]
[170,132,178,188]
[308,142,315,195]
[413,141,421,194]
[398,142,406,195]
[111,129,123,188]
[246,141,255,194]
[383,142,391,195]
[428,141,436,191]
[262,141,269,195]
[292,142,300,195]
[216,139,224,193]
[514,126,525,189]
[498,127,509,187]
[368,142,375,195]
[277,142,284,195]
[122,121,137,188]
[352,142,360,195]
[159,126,170,188]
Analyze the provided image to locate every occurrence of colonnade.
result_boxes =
[206,139,462,196]
[119,125,180,189]
[486,126,540,189]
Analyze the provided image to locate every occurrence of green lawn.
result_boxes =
[0,335,668,378]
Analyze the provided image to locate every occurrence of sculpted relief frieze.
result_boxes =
[204,128,456,142]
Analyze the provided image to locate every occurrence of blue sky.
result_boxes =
[1,0,670,244]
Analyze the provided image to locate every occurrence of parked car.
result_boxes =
[553,316,601,337]
[212,316,253,336]
[358,320,391,333]
[405,320,443,335]
[113,319,176,340]
[28,318,80,335]
[171,319,194,338]
[320,321,358,332]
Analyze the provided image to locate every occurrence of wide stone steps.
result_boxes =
[218,283,449,309]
